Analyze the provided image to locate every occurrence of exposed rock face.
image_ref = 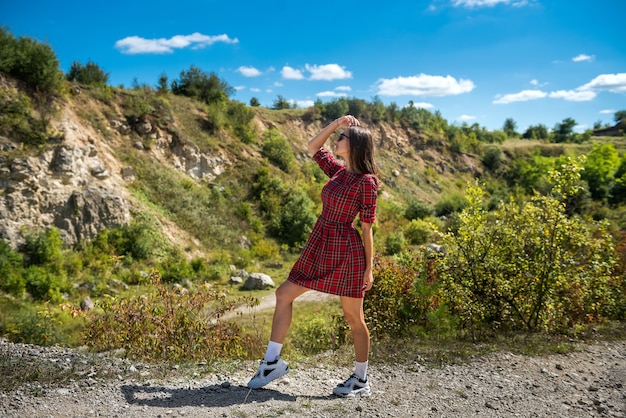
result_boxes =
[0,111,131,249]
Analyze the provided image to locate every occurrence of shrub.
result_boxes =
[84,271,259,362]
[365,251,442,339]
[0,240,25,297]
[384,231,406,255]
[434,194,467,217]
[261,128,295,172]
[440,159,619,334]
[404,219,433,245]
[404,200,433,220]
[291,314,348,355]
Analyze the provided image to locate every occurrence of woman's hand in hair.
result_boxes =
[335,115,360,128]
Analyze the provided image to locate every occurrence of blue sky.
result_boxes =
[3,0,625,132]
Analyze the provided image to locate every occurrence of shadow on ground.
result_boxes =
[121,384,335,408]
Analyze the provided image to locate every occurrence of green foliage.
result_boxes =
[171,65,233,105]
[249,97,260,107]
[404,219,433,245]
[66,60,109,86]
[365,252,442,338]
[0,27,63,95]
[522,124,549,140]
[291,312,348,355]
[322,99,350,120]
[582,143,620,200]
[434,193,467,217]
[615,110,626,124]
[261,128,295,172]
[0,89,45,144]
[552,117,577,143]
[251,166,316,247]
[272,95,292,110]
[482,146,505,172]
[440,159,619,334]
[404,200,433,220]
[503,118,518,137]
[226,100,255,143]
[84,271,259,362]
[0,240,25,296]
[384,231,406,255]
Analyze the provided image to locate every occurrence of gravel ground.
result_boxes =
[1,337,625,418]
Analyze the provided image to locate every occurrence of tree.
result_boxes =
[522,124,549,140]
[272,95,291,110]
[249,97,260,107]
[552,118,577,143]
[66,60,109,86]
[615,110,626,124]
[503,118,518,137]
[171,66,233,105]
[156,73,169,94]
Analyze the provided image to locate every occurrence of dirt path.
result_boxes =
[1,337,625,417]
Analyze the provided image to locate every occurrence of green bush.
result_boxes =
[440,159,619,334]
[261,128,295,172]
[0,240,25,297]
[404,219,433,245]
[365,251,442,339]
[291,314,348,355]
[434,194,467,217]
[384,231,406,255]
[66,60,109,86]
[404,200,432,220]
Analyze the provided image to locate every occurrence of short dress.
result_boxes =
[287,147,378,298]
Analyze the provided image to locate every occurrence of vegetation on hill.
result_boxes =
[1,27,625,364]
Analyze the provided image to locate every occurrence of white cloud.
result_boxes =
[600,109,615,114]
[234,85,245,91]
[451,0,528,7]
[457,114,477,121]
[549,90,596,101]
[274,82,283,87]
[250,87,261,93]
[572,54,595,62]
[316,91,349,98]
[493,89,547,104]
[376,74,475,97]
[306,64,352,81]
[410,102,435,109]
[296,100,315,108]
[281,66,305,80]
[115,32,238,54]
[335,85,352,92]
[578,73,626,93]
[237,66,261,77]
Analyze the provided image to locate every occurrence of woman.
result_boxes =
[247,114,380,398]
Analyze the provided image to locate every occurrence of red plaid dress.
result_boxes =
[287,148,378,298]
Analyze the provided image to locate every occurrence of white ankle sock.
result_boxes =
[263,341,283,362]
[354,361,368,380]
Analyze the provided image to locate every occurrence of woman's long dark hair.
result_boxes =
[346,126,380,181]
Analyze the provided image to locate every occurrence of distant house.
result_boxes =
[593,121,625,137]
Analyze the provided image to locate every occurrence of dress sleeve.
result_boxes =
[359,174,378,224]
[313,148,343,178]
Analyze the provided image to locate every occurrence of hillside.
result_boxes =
[0,79,482,256]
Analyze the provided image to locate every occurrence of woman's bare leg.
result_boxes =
[340,296,370,362]
[269,281,309,343]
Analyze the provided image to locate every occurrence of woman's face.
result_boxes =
[334,130,350,159]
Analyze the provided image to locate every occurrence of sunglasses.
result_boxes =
[337,133,349,142]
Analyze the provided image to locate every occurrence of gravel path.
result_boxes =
[1,338,625,417]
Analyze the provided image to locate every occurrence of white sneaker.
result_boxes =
[333,373,371,397]
[247,358,289,389]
